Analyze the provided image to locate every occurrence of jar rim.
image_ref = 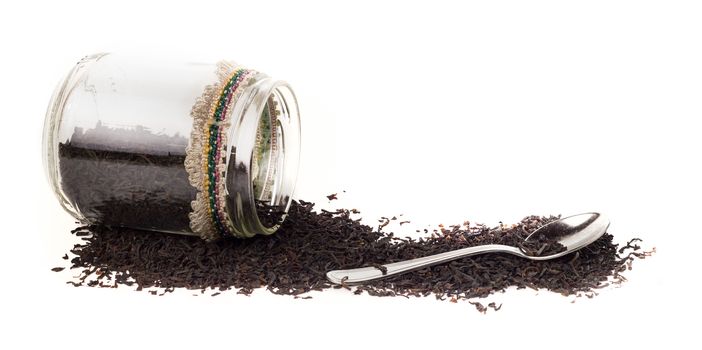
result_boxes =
[223,77,301,237]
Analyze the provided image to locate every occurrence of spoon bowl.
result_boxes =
[326,212,610,284]
[522,212,610,260]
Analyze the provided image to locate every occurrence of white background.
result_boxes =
[1,1,700,349]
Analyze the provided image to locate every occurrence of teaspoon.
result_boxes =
[326,212,609,285]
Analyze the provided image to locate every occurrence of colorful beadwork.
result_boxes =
[185,62,257,240]
[205,69,253,237]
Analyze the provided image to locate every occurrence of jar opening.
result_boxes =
[252,94,285,227]
[224,80,300,236]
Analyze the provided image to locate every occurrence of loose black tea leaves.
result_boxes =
[470,301,488,314]
[58,137,196,234]
[255,200,287,229]
[371,263,388,275]
[487,302,502,311]
[518,236,568,257]
[54,200,652,311]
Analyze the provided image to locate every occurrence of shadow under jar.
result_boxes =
[43,53,301,240]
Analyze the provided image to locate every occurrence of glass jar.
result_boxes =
[43,53,301,240]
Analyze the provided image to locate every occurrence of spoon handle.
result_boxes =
[326,244,522,284]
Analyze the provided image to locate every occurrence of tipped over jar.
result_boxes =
[43,53,301,240]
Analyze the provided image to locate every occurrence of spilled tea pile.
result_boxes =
[56,200,653,310]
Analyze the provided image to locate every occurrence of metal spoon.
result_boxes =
[326,212,610,285]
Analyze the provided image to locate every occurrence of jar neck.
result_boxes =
[223,75,301,237]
